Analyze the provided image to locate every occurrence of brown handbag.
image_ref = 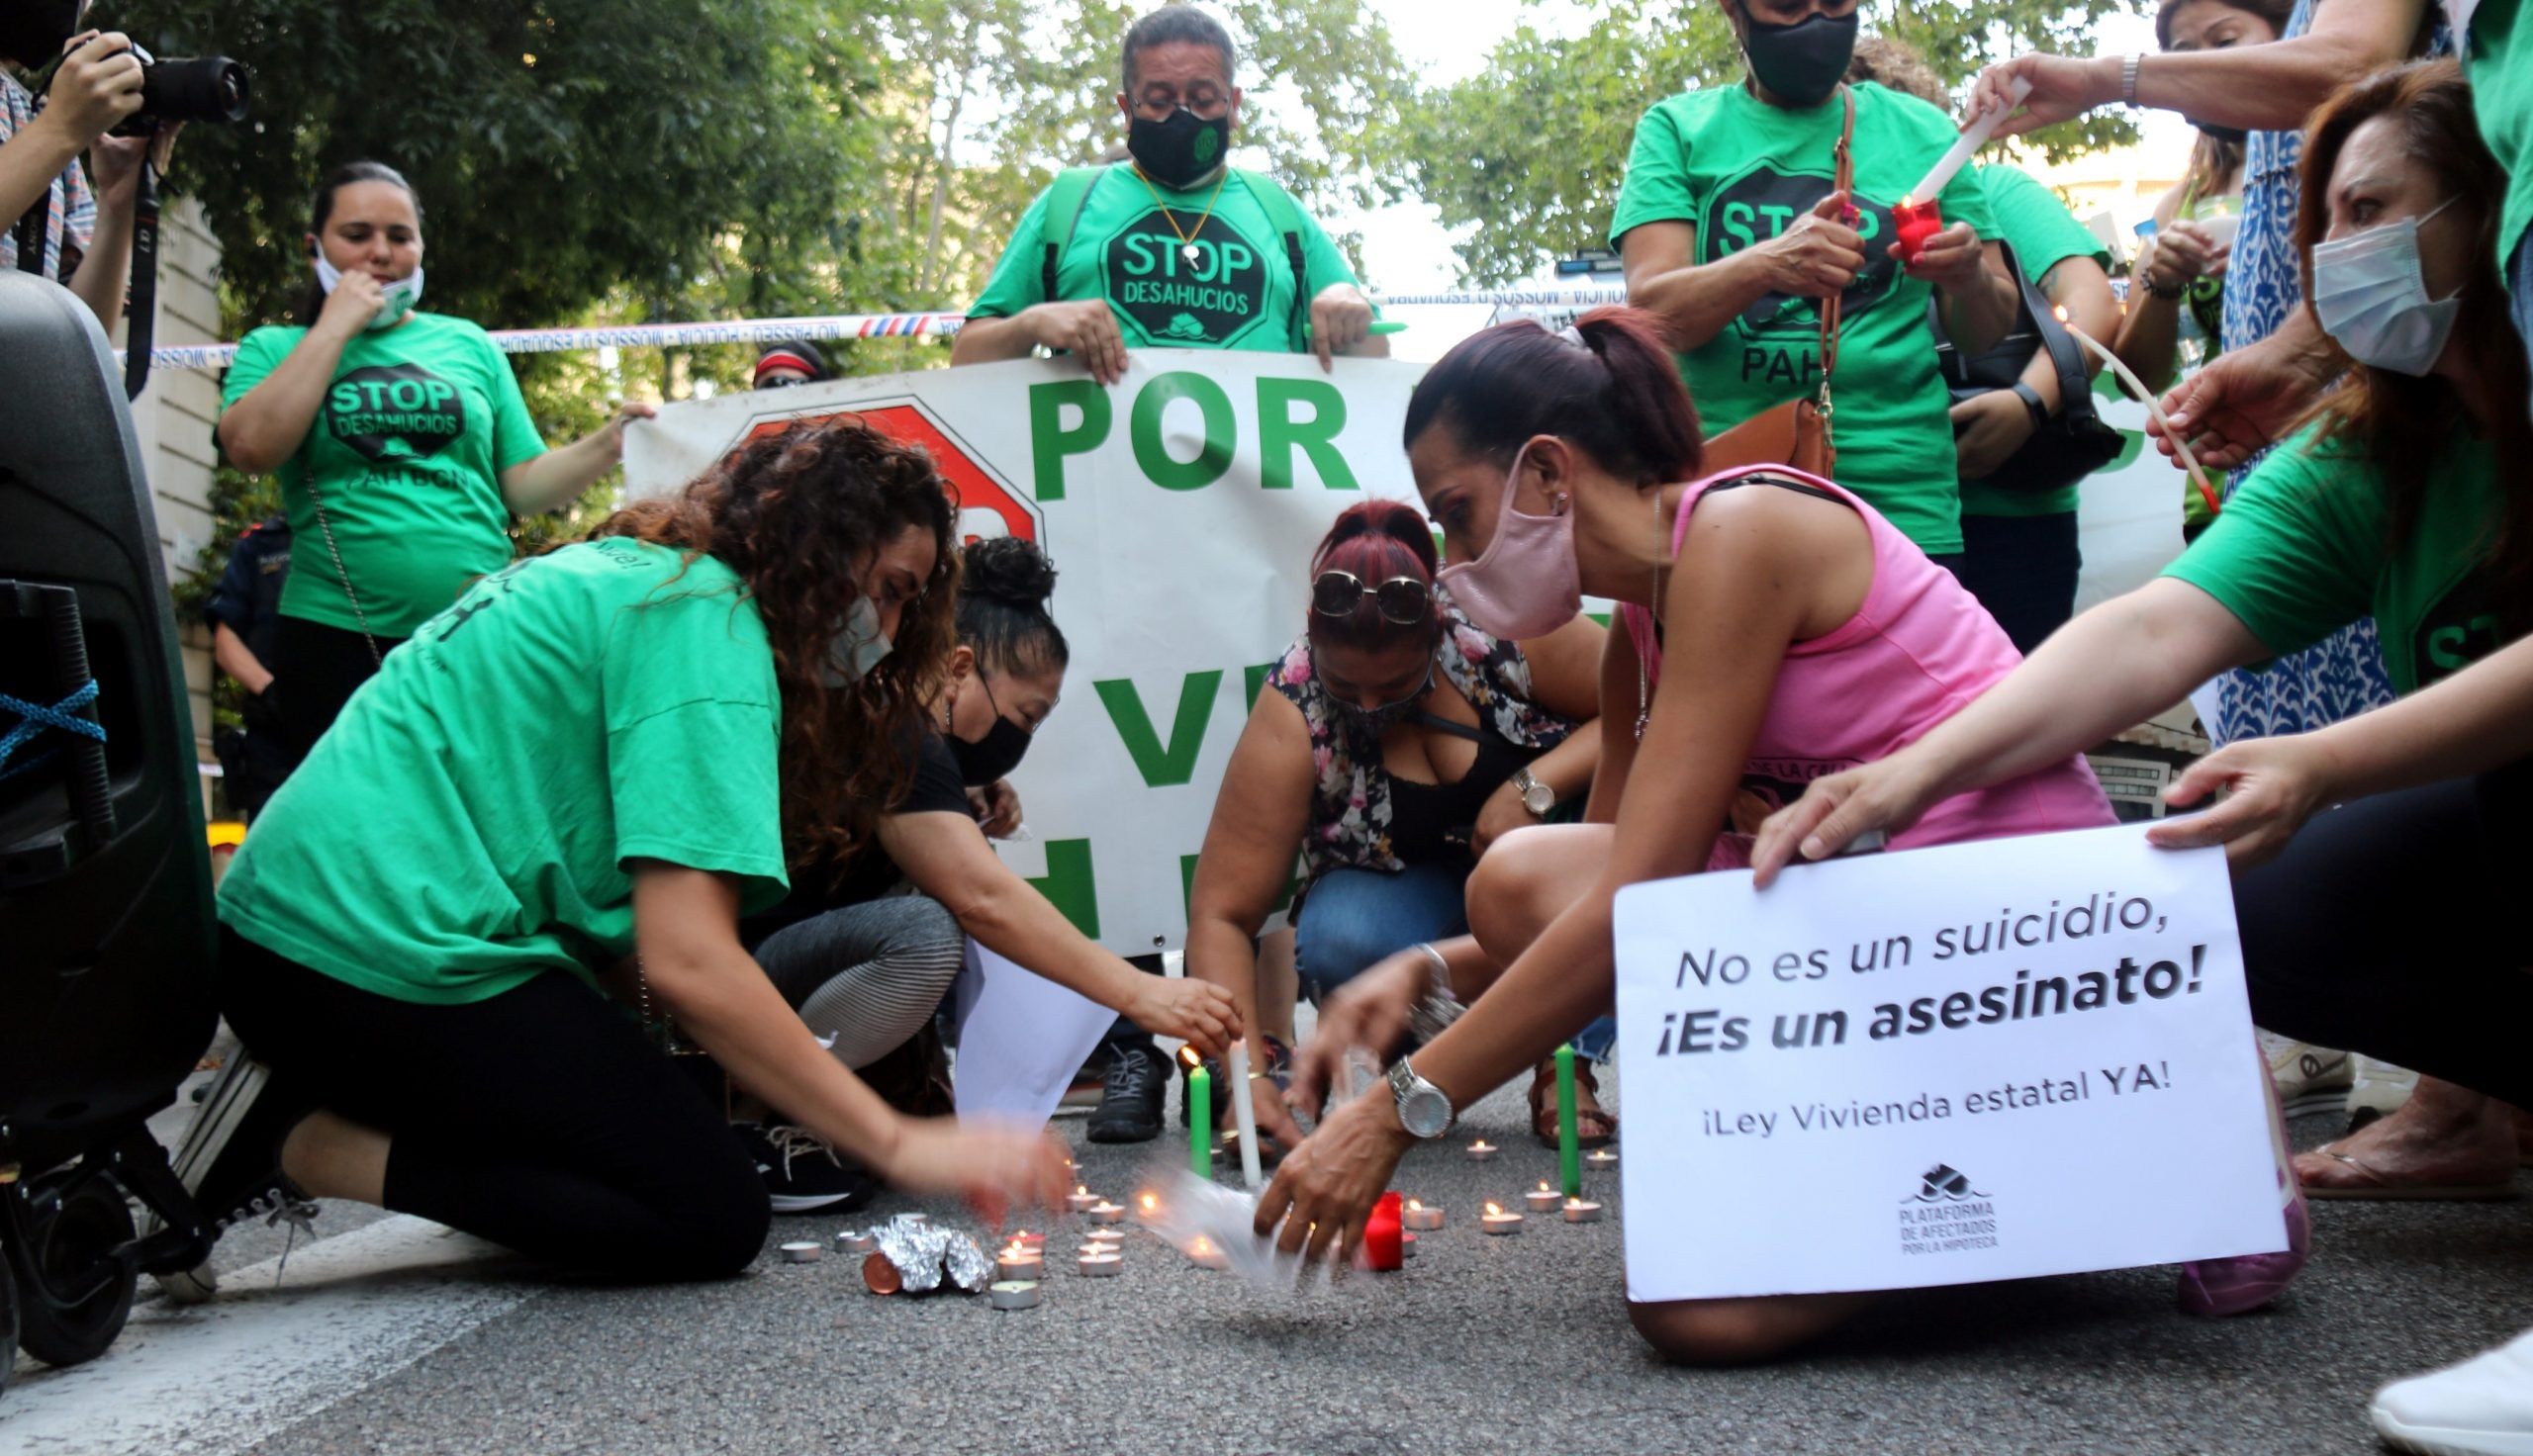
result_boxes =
[1700,85,1853,480]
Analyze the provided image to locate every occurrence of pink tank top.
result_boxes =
[1617,465,2112,869]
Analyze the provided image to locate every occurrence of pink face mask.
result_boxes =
[1437,441,1583,641]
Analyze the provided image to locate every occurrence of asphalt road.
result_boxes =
[3,1063,2527,1456]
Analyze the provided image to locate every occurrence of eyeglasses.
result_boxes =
[1311,570,1432,626]
[1133,87,1229,120]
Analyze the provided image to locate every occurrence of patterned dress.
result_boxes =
[1266,595,1575,900]
[2206,0,2447,742]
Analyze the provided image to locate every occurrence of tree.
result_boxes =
[1396,0,2139,286]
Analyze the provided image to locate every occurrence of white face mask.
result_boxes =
[2310,197,2462,377]
[819,595,892,687]
[314,253,425,330]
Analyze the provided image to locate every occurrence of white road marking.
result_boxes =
[1,1216,533,1455]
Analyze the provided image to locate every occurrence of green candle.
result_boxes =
[1187,1053,1212,1178]
[1555,1042,1581,1199]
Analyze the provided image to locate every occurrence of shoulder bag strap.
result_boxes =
[1038,165,1107,304]
[1814,85,1855,405]
[2006,240,2103,429]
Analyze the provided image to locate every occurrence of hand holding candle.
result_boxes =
[1914,76,2033,203]
[1227,1038,1265,1190]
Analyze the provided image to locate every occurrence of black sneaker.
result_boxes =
[1086,1041,1168,1143]
[744,1123,875,1215]
[153,1055,320,1301]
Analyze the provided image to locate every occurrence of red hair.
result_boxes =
[1306,500,1441,653]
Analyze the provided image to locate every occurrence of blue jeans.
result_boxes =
[1295,863,1616,1061]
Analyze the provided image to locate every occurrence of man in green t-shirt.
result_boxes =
[1611,2,2020,560]
[1949,162,2120,655]
[952,5,1384,385]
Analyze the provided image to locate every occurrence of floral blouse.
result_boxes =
[1266,592,1577,892]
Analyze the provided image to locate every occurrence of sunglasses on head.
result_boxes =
[1312,570,1432,626]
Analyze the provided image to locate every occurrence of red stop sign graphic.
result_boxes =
[742,400,1039,544]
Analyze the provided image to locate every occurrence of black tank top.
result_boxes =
[1384,711,1541,864]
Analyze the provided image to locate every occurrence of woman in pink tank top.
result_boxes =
[1255,308,2298,1364]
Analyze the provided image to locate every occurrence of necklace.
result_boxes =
[1636,486,1667,742]
[1131,163,1232,265]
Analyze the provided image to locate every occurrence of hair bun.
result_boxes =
[963,535,1058,609]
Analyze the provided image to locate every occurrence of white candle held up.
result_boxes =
[1914,76,2033,202]
[1227,1039,1265,1190]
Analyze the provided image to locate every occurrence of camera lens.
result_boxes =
[139,56,249,125]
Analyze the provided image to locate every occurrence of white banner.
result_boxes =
[1609,823,2281,1304]
[625,351,1424,955]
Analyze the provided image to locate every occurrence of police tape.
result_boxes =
[124,289,1633,372]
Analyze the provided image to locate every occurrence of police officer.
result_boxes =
[203,514,293,817]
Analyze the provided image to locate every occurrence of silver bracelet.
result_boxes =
[1407,943,1466,1044]
[2121,52,2142,106]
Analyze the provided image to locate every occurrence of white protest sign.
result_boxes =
[949,940,1119,1128]
[1610,822,2281,1304]
[626,351,1425,956]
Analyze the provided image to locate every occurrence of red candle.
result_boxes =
[1894,198,1943,265]
[1361,1190,1404,1272]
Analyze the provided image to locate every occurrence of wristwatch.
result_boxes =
[2011,381,2050,436]
[1387,1056,1457,1138]
[1512,767,1555,818]
[2121,52,2142,105]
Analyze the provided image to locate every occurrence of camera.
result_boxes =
[116,44,248,132]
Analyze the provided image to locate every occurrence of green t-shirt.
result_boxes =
[1960,163,2115,519]
[223,313,548,639]
[1611,81,1998,554]
[969,166,1364,351]
[2163,426,2507,695]
[218,538,790,1005]
[2468,0,2530,271]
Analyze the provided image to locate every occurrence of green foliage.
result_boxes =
[1397,0,2139,286]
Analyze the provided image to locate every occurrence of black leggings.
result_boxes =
[220,928,769,1279]
[2236,765,2533,1109]
[273,614,408,763]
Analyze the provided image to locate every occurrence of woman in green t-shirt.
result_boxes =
[1755,62,2533,1210]
[175,417,1072,1283]
[216,160,654,763]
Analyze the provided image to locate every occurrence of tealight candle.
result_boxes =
[1401,1230,1419,1259]
[1480,1202,1524,1235]
[1077,1242,1122,1261]
[1084,1225,1124,1244]
[988,1279,1042,1311]
[1562,1198,1605,1225]
[995,1246,1044,1280]
[1085,1201,1125,1225]
[1525,1182,1561,1214]
[1187,1236,1229,1270]
[834,1229,877,1255]
[1585,1148,1619,1171]
[1010,1229,1046,1251]
[780,1240,824,1264]
[1066,1186,1099,1213]
[1401,1199,1445,1231]
[1465,1139,1498,1163]
[1077,1251,1123,1278]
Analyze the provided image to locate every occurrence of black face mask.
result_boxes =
[0,0,83,67]
[1127,107,1232,189]
[1333,670,1433,745]
[950,674,1034,785]
[2195,121,2250,145]
[1739,7,1858,110]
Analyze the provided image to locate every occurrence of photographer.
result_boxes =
[216,160,653,761]
[0,9,172,337]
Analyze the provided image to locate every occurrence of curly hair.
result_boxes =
[589,417,961,868]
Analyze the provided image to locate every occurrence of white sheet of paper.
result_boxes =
[950,940,1118,1128]
[1611,822,2281,1304]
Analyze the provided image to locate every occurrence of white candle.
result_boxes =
[1227,1039,1265,1190]
[1562,1199,1605,1224]
[1525,1182,1561,1213]
[1402,1199,1445,1231]
[1010,1229,1046,1250]
[995,1246,1045,1280]
[1480,1202,1525,1235]
[1066,1186,1099,1213]
[2058,310,2221,509]
[1085,1201,1125,1225]
[834,1230,877,1255]
[1077,1251,1123,1277]
[1465,1139,1498,1163]
[1913,77,2032,201]
[989,1279,1042,1311]
[1085,1225,1124,1244]
[779,1240,824,1264]
[1585,1148,1619,1171]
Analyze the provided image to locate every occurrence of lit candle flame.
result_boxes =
[1538,1181,1550,1192]
[1140,1193,1158,1213]
[1484,1201,1503,1216]
[1406,1199,1422,1211]
[1178,1045,1202,1069]
[2054,304,2070,323]
[1903,193,1916,208]
[1192,1237,1212,1254]
[1076,1184,1088,1197]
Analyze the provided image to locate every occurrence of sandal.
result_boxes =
[2297,1147,2518,1201]
[1529,1057,1616,1148]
